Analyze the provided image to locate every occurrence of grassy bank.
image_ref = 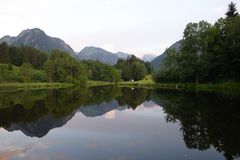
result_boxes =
[1,77,240,92]
[117,75,240,91]
[120,81,240,91]
[119,75,155,88]
[0,83,73,90]
[87,81,113,87]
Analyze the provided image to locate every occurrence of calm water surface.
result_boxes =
[0,86,239,160]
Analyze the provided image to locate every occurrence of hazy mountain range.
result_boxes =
[0,28,177,66]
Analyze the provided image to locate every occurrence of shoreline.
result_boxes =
[0,83,73,90]
[1,81,240,92]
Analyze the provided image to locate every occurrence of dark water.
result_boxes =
[0,86,240,160]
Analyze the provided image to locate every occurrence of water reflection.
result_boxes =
[152,89,240,160]
[0,87,239,159]
[0,87,150,138]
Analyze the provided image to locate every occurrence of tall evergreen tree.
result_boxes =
[226,2,239,18]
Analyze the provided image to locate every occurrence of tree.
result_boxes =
[82,60,121,83]
[226,2,239,18]
[0,42,10,63]
[111,69,121,84]
[44,50,87,84]
[153,48,181,83]
[20,63,33,82]
[116,55,148,81]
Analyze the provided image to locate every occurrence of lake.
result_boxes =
[0,86,239,160]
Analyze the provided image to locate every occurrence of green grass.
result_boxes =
[119,75,155,88]
[2,75,240,92]
[118,75,240,91]
[87,80,114,87]
[87,75,156,88]
[0,82,73,90]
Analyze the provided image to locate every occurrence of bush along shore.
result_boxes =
[0,83,73,90]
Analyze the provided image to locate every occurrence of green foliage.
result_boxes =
[0,42,10,63]
[44,50,87,85]
[20,63,33,82]
[153,48,180,82]
[0,43,48,69]
[116,55,148,81]
[82,60,121,83]
[111,69,121,84]
[0,63,46,82]
[153,2,240,84]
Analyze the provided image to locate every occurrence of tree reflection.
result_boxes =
[152,89,240,160]
[0,86,150,137]
[117,88,151,109]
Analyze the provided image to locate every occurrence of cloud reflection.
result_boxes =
[0,140,50,160]
[0,148,28,160]
[105,110,116,120]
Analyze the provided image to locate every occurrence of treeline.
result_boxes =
[1,42,151,84]
[115,55,150,81]
[153,2,240,83]
[0,43,122,84]
[0,42,47,68]
[0,63,46,82]
[82,60,120,83]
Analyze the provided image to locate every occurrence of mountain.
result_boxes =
[0,28,75,56]
[79,100,125,117]
[151,40,182,70]
[116,52,130,59]
[77,46,119,65]
[0,35,15,44]
[142,54,156,62]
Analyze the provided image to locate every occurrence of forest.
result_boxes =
[0,42,149,85]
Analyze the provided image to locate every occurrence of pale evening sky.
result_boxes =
[0,0,239,57]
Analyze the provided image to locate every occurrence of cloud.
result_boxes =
[0,140,50,160]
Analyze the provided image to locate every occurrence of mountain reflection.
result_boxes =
[0,87,150,137]
[0,87,240,159]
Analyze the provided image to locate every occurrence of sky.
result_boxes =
[0,0,239,57]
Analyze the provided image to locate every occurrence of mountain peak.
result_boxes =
[0,28,75,56]
[83,46,108,52]
[18,28,46,37]
[0,35,15,44]
[78,46,120,65]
